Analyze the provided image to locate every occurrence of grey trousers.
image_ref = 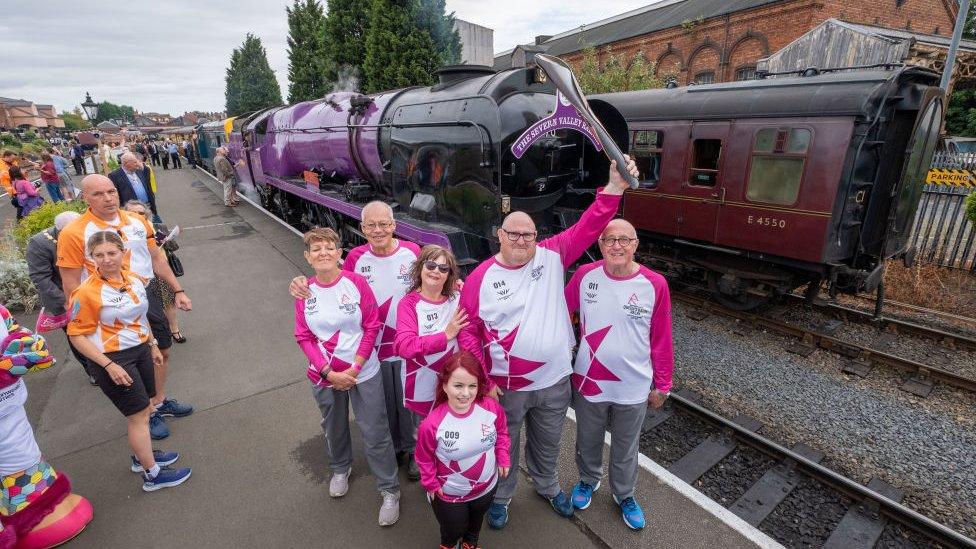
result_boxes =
[495,376,572,504]
[311,373,399,493]
[221,177,237,205]
[379,359,418,454]
[572,391,647,501]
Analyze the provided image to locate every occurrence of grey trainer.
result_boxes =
[329,469,350,497]
[378,490,400,526]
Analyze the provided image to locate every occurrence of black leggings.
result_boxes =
[431,486,496,547]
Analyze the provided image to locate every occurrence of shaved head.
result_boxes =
[81,175,120,219]
[497,210,538,267]
[501,211,535,231]
[602,218,637,239]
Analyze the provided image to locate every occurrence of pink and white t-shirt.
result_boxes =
[415,398,511,503]
[294,272,381,387]
[394,291,460,416]
[344,240,421,361]
[458,191,622,392]
[565,261,673,404]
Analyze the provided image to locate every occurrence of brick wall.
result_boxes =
[563,0,957,85]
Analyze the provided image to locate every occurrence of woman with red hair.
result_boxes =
[414,351,511,549]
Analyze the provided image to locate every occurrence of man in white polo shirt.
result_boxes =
[565,218,673,530]
[457,157,639,529]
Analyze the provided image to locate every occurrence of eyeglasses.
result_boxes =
[600,236,637,247]
[362,221,393,231]
[500,228,537,243]
[424,260,450,274]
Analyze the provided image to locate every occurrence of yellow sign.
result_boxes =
[925,168,975,187]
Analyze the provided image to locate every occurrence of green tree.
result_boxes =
[58,110,90,131]
[945,88,976,137]
[576,44,664,94]
[93,101,136,124]
[225,34,283,117]
[964,2,976,40]
[324,0,371,88]
[415,0,461,67]
[364,0,439,93]
[287,0,332,102]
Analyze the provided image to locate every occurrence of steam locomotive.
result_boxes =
[196,64,943,309]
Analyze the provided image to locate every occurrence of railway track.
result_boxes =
[673,291,976,397]
[641,391,976,548]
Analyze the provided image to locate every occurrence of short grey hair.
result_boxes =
[216,146,228,156]
[362,200,394,221]
[120,152,139,164]
[53,211,81,231]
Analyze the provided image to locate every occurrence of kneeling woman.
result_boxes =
[293,227,401,526]
[415,351,511,549]
[394,245,468,417]
[67,231,190,491]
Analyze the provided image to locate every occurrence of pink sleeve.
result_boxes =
[401,240,422,257]
[539,191,622,268]
[488,399,511,468]
[565,267,584,315]
[646,270,674,393]
[342,246,366,272]
[352,275,381,359]
[457,263,495,391]
[415,407,446,494]
[294,299,326,370]
[394,293,448,360]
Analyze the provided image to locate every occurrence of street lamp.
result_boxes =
[81,92,99,123]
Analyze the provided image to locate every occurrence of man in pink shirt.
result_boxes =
[565,218,673,530]
[458,157,639,528]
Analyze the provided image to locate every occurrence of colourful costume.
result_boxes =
[0,305,92,549]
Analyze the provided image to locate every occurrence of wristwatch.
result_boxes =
[320,365,332,379]
[149,339,159,348]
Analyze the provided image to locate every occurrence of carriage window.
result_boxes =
[746,127,810,205]
[689,139,721,186]
[630,130,663,186]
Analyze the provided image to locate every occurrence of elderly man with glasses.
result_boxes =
[457,157,640,529]
[290,201,423,482]
[564,218,673,530]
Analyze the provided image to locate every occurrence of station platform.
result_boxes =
[4,167,782,548]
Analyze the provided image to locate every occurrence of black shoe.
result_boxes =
[88,374,98,386]
[172,331,187,344]
[406,453,420,482]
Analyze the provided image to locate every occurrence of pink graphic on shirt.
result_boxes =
[571,324,619,397]
[442,453,494,499]
[486,324,544,390]
[320,331,353,372]
[376,297,396,360]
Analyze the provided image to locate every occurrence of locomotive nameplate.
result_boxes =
[925,169,975,187]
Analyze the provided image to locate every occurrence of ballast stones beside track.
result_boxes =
[668,302,976,540]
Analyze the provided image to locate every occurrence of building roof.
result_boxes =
[837,20,976,52]
[494,0,784,66]
[0,96,33,107]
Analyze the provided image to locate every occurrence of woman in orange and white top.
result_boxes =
[67,231,191,492]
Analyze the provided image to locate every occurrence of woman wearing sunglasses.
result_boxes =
[394,245,468,417]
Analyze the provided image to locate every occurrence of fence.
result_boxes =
[909,151,975,271]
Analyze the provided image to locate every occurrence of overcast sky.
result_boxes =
[0,0,654,117]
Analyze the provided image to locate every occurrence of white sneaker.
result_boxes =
[329,469,350,497]
[378,490,400,526]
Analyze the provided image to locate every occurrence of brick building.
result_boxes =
[493,0,958,86]
[0,97,65,130]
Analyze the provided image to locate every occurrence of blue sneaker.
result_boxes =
[156,398,194,417]
[572,480,600,510]
[548,491,574,518]
[615,496,646,530]
[149,412,170,440]
[130,450,179,472]
[486,502,509,530]
[142,465,192,492]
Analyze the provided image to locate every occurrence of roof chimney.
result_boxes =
[535,35,552,45]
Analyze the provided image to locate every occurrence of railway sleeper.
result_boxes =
[668,415,762,484]
[822,478,904,549]
[729,443,825,526]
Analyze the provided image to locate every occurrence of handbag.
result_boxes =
[167,252,184,277]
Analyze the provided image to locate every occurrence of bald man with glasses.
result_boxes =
[457,157,639,529]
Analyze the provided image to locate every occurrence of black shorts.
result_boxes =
[93,343,156,416]
[146,278,173,349]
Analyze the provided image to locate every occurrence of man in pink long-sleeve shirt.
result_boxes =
[457,157,640,528]
[564,218,673,530]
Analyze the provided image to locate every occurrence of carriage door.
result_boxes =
[678,122,729,243]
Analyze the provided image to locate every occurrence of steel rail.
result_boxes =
[669,392,976,548]
[674,292,976,394]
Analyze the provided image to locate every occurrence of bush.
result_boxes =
[0,235,37,312]
[966,192,976,224]
[12,200,87,253]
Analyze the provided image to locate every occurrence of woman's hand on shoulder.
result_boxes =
[443,308,469,340]
[290,276,311,300]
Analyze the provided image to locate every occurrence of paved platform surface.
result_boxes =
[2,167,779,548]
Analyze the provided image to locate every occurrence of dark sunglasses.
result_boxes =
[424,260,450,274]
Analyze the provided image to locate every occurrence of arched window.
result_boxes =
[734,66,756,81]
[693,71,714,85]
